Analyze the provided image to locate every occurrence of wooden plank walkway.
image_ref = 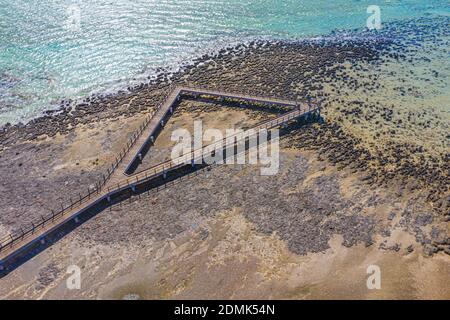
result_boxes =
[122,86,300,175]
[0,86,320,270]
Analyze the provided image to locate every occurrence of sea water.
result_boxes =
[0,0,448,126]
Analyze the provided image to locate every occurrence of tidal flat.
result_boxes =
[0,17,448,299]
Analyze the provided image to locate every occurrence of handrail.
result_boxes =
[128,108,304,180]
[0,85,177,252]
[123,86,303,175]
[179,87,300,106]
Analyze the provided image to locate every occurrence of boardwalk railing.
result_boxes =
[128,108,305,180]
[0,85,180,253]
[0,86,321,256]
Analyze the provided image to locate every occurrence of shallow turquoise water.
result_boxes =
[0,0,448,125]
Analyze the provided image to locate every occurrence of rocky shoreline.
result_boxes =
[0,17,448,256]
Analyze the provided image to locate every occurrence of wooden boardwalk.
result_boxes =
[0,86,320,271]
